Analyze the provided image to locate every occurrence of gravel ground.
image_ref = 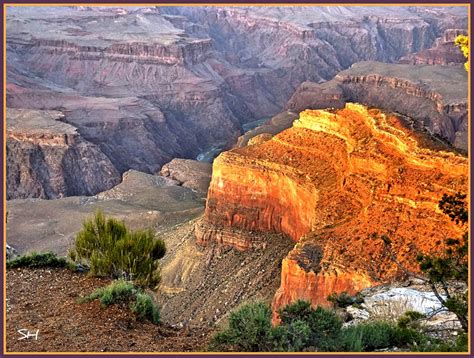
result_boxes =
[6,267,212,352]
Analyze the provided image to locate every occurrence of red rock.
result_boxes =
[196,104,468,321]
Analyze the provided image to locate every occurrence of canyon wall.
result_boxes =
[196,104,468,317]
[6,6,467,199]
[398,28,467,65]
[7,109,120,199]
[286,62,468,151]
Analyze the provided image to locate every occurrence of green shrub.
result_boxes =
[340,322,394,351]
[69,210,166,288]
[397,310,425,330]
[6,251,68,269]
[279,300,342,351]
[210,300,459,353]
[278,300,313,324]
[414,333,468,352]
[130,292,161,324]
[211,300,343,352]
[79,280,160,325]
[80,279,135,306]
[209,302,274,352]
[327,291,364,308]
[340,321,427,352]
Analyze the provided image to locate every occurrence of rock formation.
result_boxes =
[6,6,467,199]
[6,108,120,199]
[159,159,212,195]
[196,103,468,318]
[6,169,204,255]
[399,29,467,66]
[286,62,468,151]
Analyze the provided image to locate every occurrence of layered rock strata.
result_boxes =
[159,159,212,195]
[6,6,467,198]
[196,103,468,317]
[399,29,467,66]
[6,108,120,199]
[286,62,468,151]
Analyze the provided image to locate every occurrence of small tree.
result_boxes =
[378,193,468,332]
[69,210,166,288]
[416,193,468,331]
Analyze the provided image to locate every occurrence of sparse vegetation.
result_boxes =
[79,279,135,306]
[130,292,161,324]
[79,279,160,325]
[69,210,166,288]
[210,299,465,352]
[6,251,68,269]
[339,321,425,352]
[209,302,274,352]
[327,291,364,309]
[278,300,342,351]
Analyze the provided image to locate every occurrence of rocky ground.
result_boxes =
[6,268,212,352]
[5,218,295,352]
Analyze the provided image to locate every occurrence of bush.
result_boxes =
[210,302,274,352]
[340,322,394,351]
[327,291,363,309]
[6,251,68,269]
[339,321,426,352]
[211,300,343,352]
[69,210,166,288]
[130,292,161,324]
[80,279,135,306]
[414,333,468,352]
[210,300,460,352]
[279,300,342,351]
[397,310,425,330]
[79,280,161,325]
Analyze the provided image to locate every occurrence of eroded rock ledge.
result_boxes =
[196,103,468,318]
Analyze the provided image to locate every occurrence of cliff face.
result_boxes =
[196,103,468,317]
[399,29,467,66]
[286,62,468,151]
[7,109,120,199]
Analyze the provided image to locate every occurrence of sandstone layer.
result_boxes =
[6,6,467,199]
[196,103,468,317]
[286,62,468,151]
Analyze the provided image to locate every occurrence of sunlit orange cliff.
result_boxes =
[195,103,468,320]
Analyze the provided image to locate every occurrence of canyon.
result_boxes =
[6,5,468,199]
[5,5,470,348]
[196,103,468,318]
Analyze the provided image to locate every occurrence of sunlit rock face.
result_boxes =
[286,62,468,151]
[196,103,468,319]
